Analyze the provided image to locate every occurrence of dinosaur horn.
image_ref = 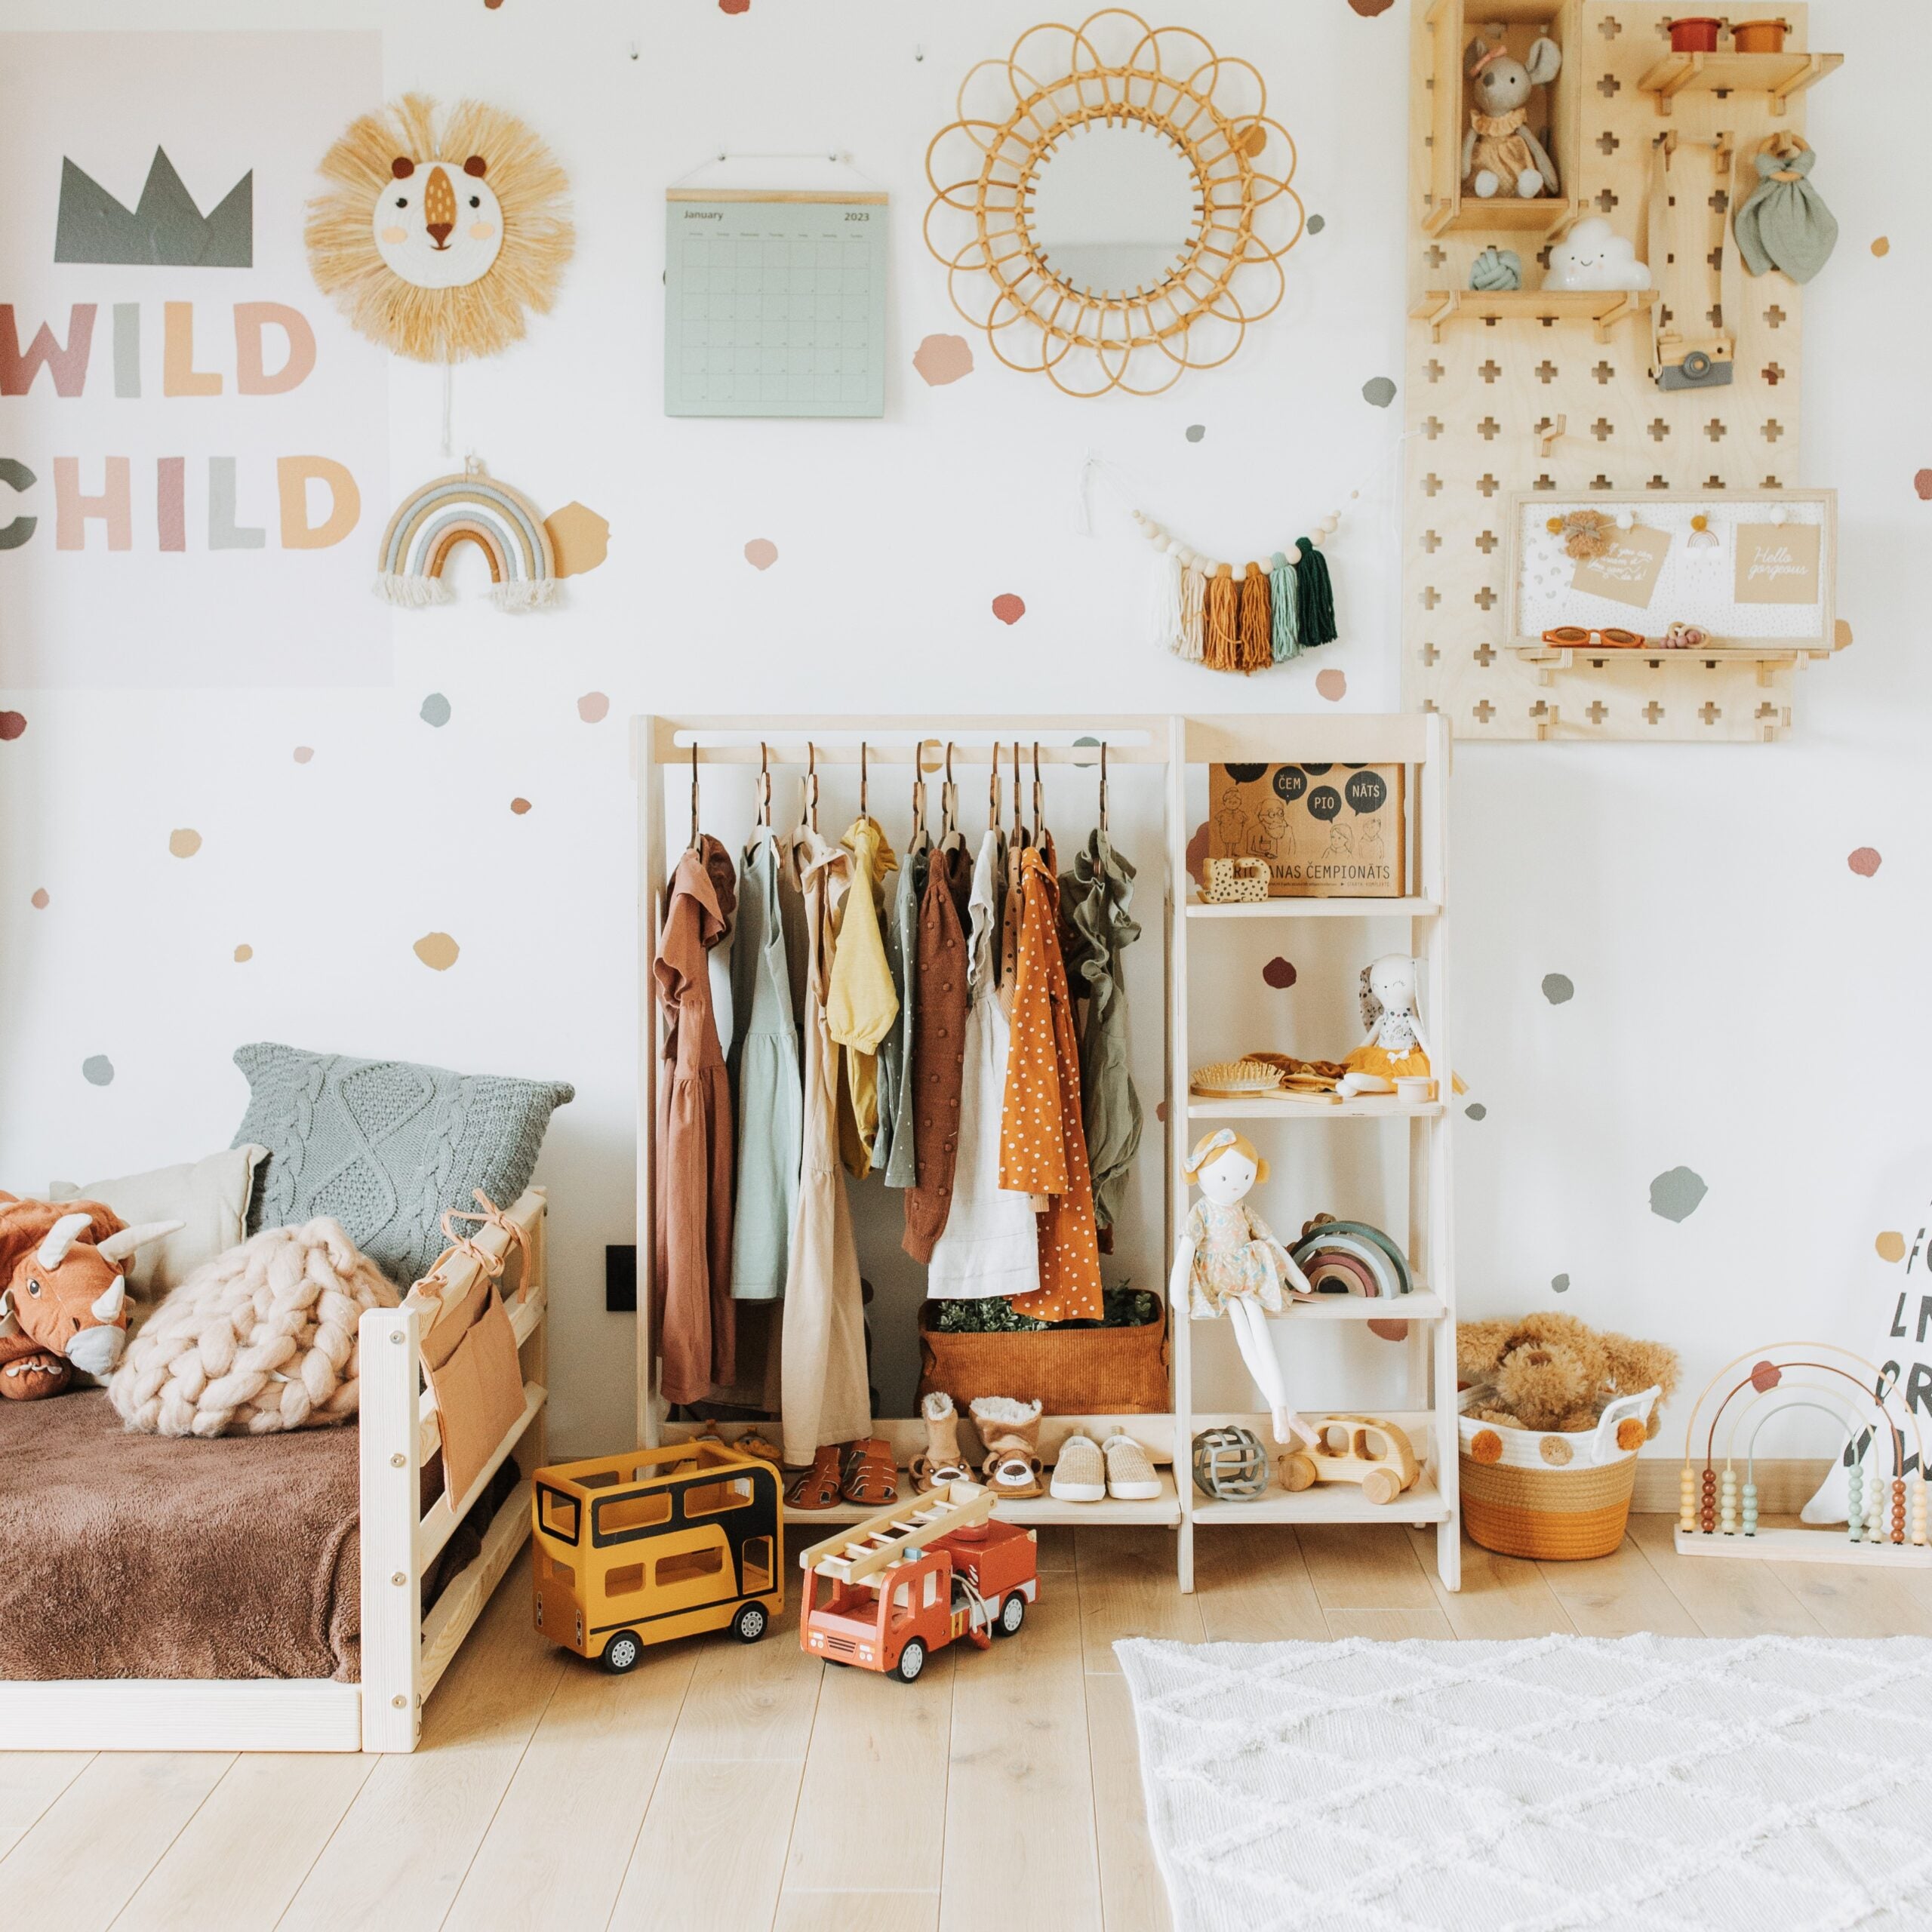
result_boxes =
[91,1276,127,1321]
[35,1212,94,1269]
[0,1289,17,1338]
[95,1219,185,1265]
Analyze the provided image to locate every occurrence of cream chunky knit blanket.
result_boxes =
[109,1217,398,1437]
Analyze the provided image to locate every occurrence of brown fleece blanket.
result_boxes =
[0,1390,361,1681]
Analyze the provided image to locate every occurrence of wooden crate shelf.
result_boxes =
[1188,1096,1445,1121]
[1185,897,1441,920]
[1411,288,1656,343]
[1638,49,1841,115]
[1193,1471,1451,1527]
[1424,195,1579,238]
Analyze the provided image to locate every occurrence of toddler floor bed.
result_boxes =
[0,1186,549,1753]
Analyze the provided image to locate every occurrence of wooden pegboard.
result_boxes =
[1402,2,1843,743]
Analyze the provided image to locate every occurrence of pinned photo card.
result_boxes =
[1571,525,1671,609]
[1736,524,1821,605]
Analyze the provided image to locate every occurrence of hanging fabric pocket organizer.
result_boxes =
[406,1191,531,1503]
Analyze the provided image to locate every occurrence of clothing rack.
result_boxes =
[632,715,1184,1531]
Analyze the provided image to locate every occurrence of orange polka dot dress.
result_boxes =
[998,845,1103,1321]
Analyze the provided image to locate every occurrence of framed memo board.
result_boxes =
[1507,490,1838,663]
[664,189,887,418]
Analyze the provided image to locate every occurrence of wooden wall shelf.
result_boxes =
[1511,640,1834,685]
[1411,288,1656,342]
[1424,195,1578,239]
[1638,49,1841,115]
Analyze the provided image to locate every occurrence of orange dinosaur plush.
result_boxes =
[0,1194,180,1399]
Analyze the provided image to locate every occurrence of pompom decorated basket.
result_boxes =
[1457,1386,1659,1560]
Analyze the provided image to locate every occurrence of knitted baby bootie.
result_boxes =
[910,1391,971,1491]
[971,1396,1044,1501]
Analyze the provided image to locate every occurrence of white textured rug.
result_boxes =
[1115,1634,1932,1932]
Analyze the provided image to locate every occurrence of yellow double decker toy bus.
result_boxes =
[531,1441,783,1672]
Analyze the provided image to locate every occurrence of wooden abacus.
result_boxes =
[1675,1343,1932,1567]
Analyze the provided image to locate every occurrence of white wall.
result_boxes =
[2,0,1925,1458]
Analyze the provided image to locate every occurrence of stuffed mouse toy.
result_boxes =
[1462,28,1562,201]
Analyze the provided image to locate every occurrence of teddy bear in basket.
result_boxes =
[1457,1310,1678,1435]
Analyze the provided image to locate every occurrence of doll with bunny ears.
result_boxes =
[1337,954,1432,1100]
[1171,1131,1319,1448]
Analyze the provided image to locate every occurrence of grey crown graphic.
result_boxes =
[54,147,251,268]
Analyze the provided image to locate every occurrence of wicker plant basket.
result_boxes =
[1457,1386,1659,1560]
[915,1301,1170,1416]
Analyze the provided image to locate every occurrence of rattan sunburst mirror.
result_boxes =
[924,10,1303,398]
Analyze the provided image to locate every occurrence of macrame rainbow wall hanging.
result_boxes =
[1134,507,1343,675]
[377,469,559,611]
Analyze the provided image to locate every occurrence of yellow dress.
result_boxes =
[826,814,899,1177]
[1344,1042,1431,1083]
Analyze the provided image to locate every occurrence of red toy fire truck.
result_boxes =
[795,1481,1038,1683]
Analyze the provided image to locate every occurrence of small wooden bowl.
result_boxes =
[1730,19,1789,53]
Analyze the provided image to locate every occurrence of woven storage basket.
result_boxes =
[916,1301,1170,1415]
[1457,1386,1659,1560]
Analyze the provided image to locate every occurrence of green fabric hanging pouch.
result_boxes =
[1734,137,1838,285]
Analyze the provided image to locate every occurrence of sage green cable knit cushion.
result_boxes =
[232,1042,573,1287]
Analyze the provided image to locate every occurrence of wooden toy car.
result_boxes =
[531,1441,783,1672]
[796,1482,1038,1684]
[1279,1415,1421,1505]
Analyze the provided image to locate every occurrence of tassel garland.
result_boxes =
[1131,506,1343,677]
[1238,561,1273,675]
[1149,549,1183,657]
[1294,537,1338,648]
[1267,549,1300,662]
[1203,564,1241,671]
[1177,559,1208,663]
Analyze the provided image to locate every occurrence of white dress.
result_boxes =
[926,832,1042,1300]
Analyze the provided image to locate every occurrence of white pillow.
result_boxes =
[51,1145,269,1299]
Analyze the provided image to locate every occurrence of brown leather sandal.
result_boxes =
[841,1437,900,1507]
[785,1444,844,1511]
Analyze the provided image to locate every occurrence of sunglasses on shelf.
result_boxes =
[1541,626,1647,649]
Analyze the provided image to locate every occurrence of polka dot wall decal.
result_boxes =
[1464,1102,1487,1121]
[743,537,778,571]
[1848,846,1882,877]
[168,828,202,859]
[1186,821,1210,885]
[1749,1359,1781,1393]
[1315,668,1346,702]
[718,0,749,12]
[233,944,253,963]
[1349,0,1396,14]
[1155,1100,1168,1123]
[29,888,48,909]
[1650,1165,1708,1223]
[912,333,974,386]
[420,692,451,728]
[1872,236,1890,257]
[510,796,532,815]
[1877,1230,1907,1263]
[1542,972,1574,1004]
[1262,956,1297,989]
[1306,214,1326,234]
[992,593,1026,625]
[1185,423,1206,442]
[577,691,611,724]
[1835,619,1853,649]
[1917,470,1932,502]
[414,931,460,971]
[1361,376,1397,408]
[293,745,315,764]
[1551,1272,1571,1294]
[0,711,25,742]
[82,1054,114,1087]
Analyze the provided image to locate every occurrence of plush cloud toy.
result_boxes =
[1544,217,1652,292]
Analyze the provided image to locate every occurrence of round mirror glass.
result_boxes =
[1027,122,1201,298]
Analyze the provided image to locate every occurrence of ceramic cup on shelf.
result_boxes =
[1395,1076,1437,1104]
[1669,17,1723,52]
[1730,19,1789,53]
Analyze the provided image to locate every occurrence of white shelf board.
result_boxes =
[786,1467,1182,1531]
[1192,1471,1449,1527]
[1188,1096,1444,1121]
[1675,1524,1932,1567]
[1185,897,1439,920]
[1273,1291,1446,1322]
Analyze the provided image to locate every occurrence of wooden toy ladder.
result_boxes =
[795,1484,998,1587]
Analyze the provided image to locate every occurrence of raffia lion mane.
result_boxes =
[1457,1310,1681,1436]
[305,94,574,364]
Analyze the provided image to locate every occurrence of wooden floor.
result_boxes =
[7,1515,1932,1932]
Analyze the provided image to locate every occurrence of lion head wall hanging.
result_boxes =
[306,94,574,363]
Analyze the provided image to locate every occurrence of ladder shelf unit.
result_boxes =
[1168,714,1461,1592]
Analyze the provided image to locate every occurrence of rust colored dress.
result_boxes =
[654,837,736,1404]
[998,845,1103,1321]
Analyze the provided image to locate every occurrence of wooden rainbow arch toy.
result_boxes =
[1675,1343,1930,1567]
[376,470,559,611]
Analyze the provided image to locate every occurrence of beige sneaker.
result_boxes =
[1101,1432,1162,1501]
[1049,1431,1106,1503]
